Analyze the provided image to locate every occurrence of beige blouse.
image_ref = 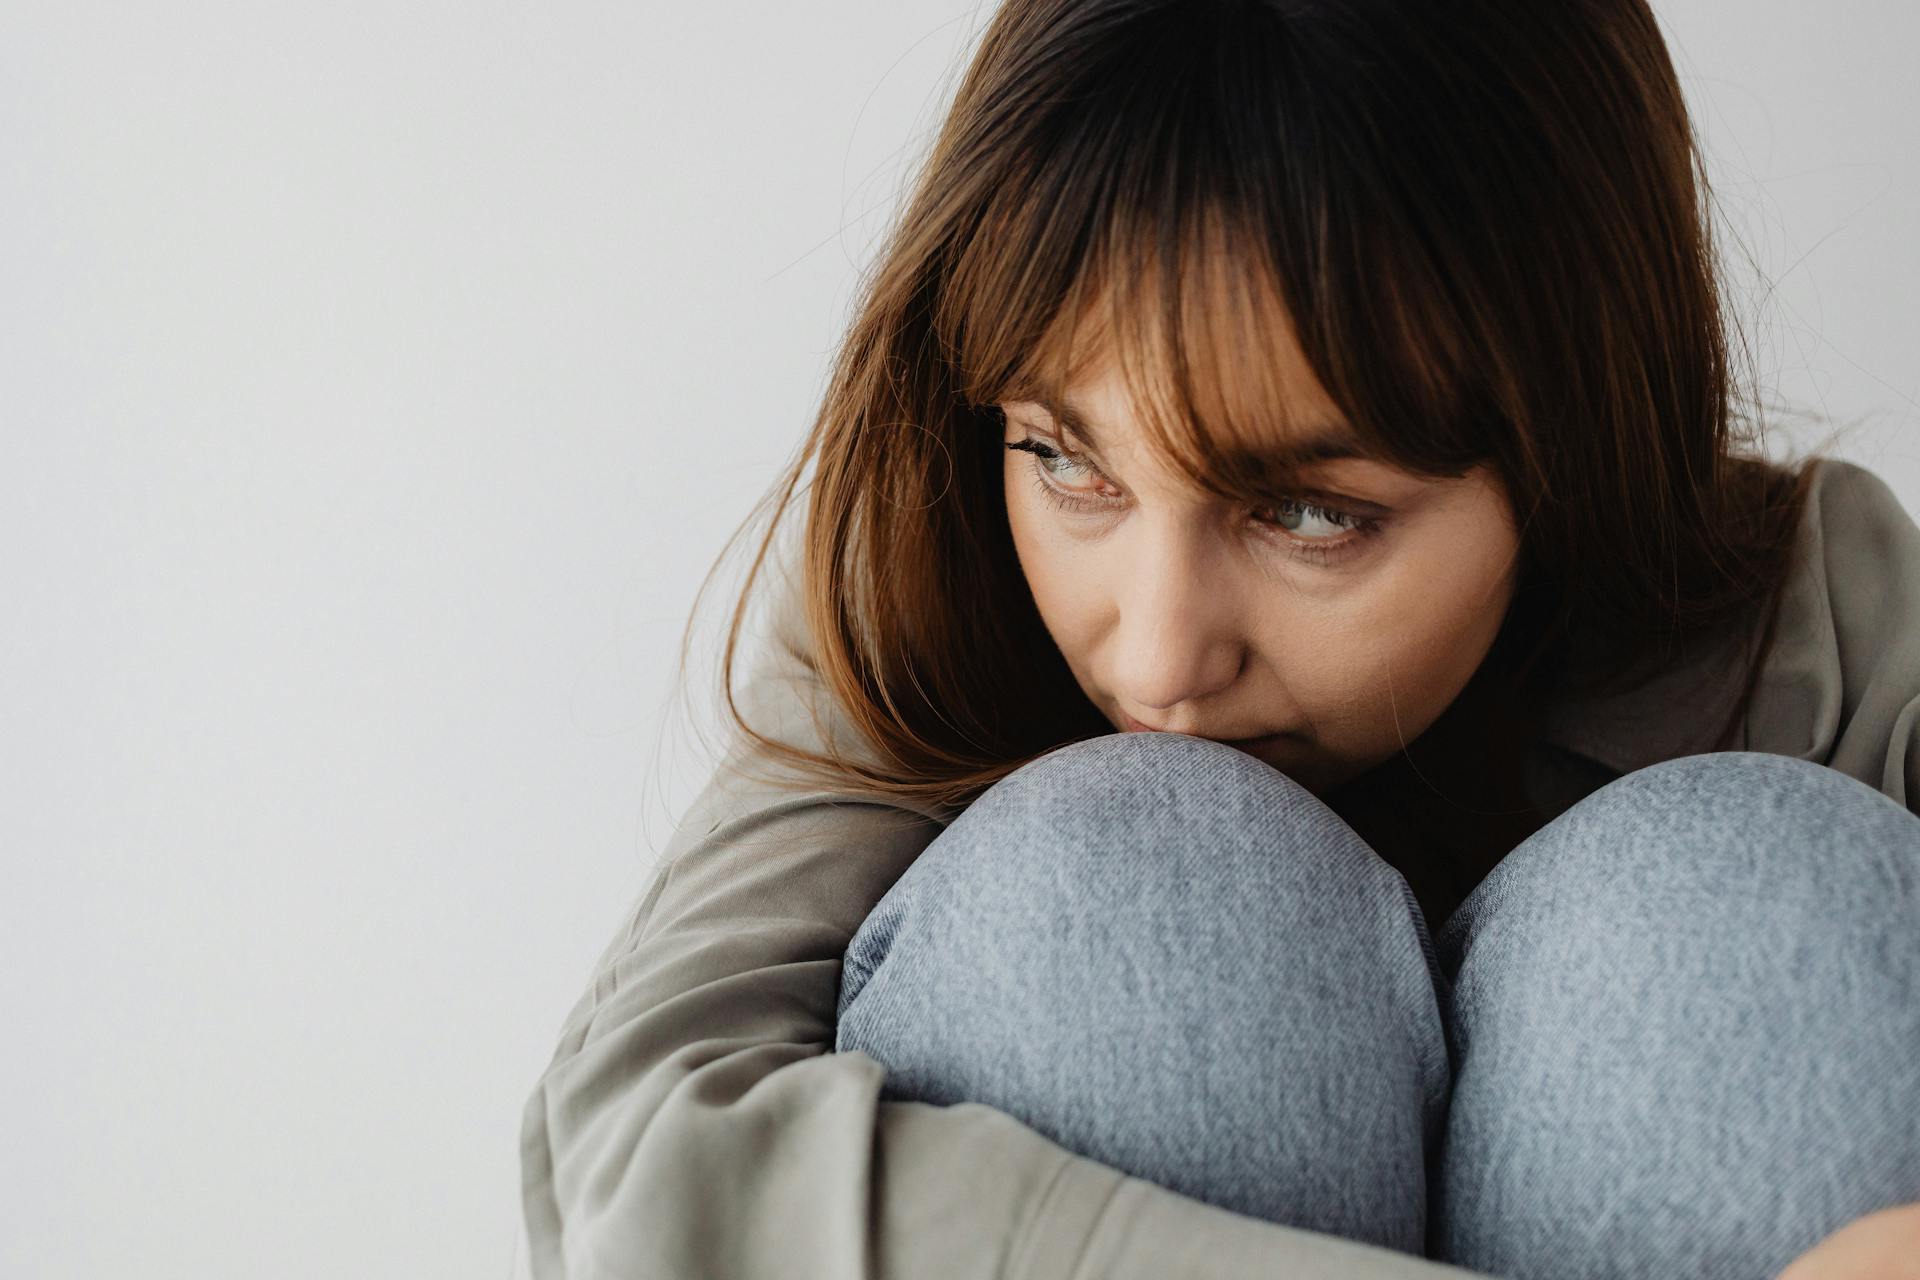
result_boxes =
[519,456,1920,1279]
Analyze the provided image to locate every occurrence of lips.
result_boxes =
[1118,710,1290,745]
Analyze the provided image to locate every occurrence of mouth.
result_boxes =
[1118,709,1296,749]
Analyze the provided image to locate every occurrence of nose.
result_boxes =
[1105,524,1245,714]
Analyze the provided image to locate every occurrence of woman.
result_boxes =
[520,1,1920,1276]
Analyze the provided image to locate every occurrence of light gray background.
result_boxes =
[1,3,1913,1278]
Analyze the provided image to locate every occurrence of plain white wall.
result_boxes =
[0,3,1912,1278]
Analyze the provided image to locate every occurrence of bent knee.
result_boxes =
[1531,750,1916,907]
[1440,750,1919,984]
[837,730,1442,1045]
[942,731,1400,901]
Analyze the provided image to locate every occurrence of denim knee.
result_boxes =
[833,731,1450,1252]
[1437,749,1920,973]
[839,731,1446,1068]
[1431,750,1920,1280]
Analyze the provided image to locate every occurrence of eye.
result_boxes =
[1007,436,1104,489]
[1250,498,1385,567]
[1003,435,1390,569]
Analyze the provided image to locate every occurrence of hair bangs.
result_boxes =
[933,3,1502,501]
[956,180,1491,506]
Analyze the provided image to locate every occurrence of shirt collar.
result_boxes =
[1530,606,1769,777]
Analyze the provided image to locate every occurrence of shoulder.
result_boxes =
[1781,457,1920,665]
[1802,455,1920,563]
[1746,457,1920,813]
[1530,457,1920,820]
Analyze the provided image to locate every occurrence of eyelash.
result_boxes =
[1004,436,1387,568]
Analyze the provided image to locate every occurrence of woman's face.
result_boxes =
[999,349,1521,796]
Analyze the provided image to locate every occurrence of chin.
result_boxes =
[1233,736,1330,790]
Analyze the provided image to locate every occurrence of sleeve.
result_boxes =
[517,568,1496,1280]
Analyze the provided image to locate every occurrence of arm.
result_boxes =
[519,583,1494,1279]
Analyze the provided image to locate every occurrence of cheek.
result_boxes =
[1004,468,1045,589]
[1357,536,1514,701]
[1279,525,1516,729]
[1005,469,1088,629]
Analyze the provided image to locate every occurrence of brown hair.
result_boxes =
[681,0,1821,814]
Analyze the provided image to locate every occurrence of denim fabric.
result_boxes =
[833,732,1920,1279]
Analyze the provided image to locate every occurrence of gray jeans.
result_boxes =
[833,733,1920,1279]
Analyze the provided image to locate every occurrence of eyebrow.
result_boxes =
[1032,393,1373,471]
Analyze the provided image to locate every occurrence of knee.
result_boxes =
[1512,750,1915,915]
[837,730,1440,1040]
[1441,750,1920,979]
[914,730,1407,911]
[1433,753,1920,1276]
[1605,749,1912,860]
[833,731,1451,1241]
